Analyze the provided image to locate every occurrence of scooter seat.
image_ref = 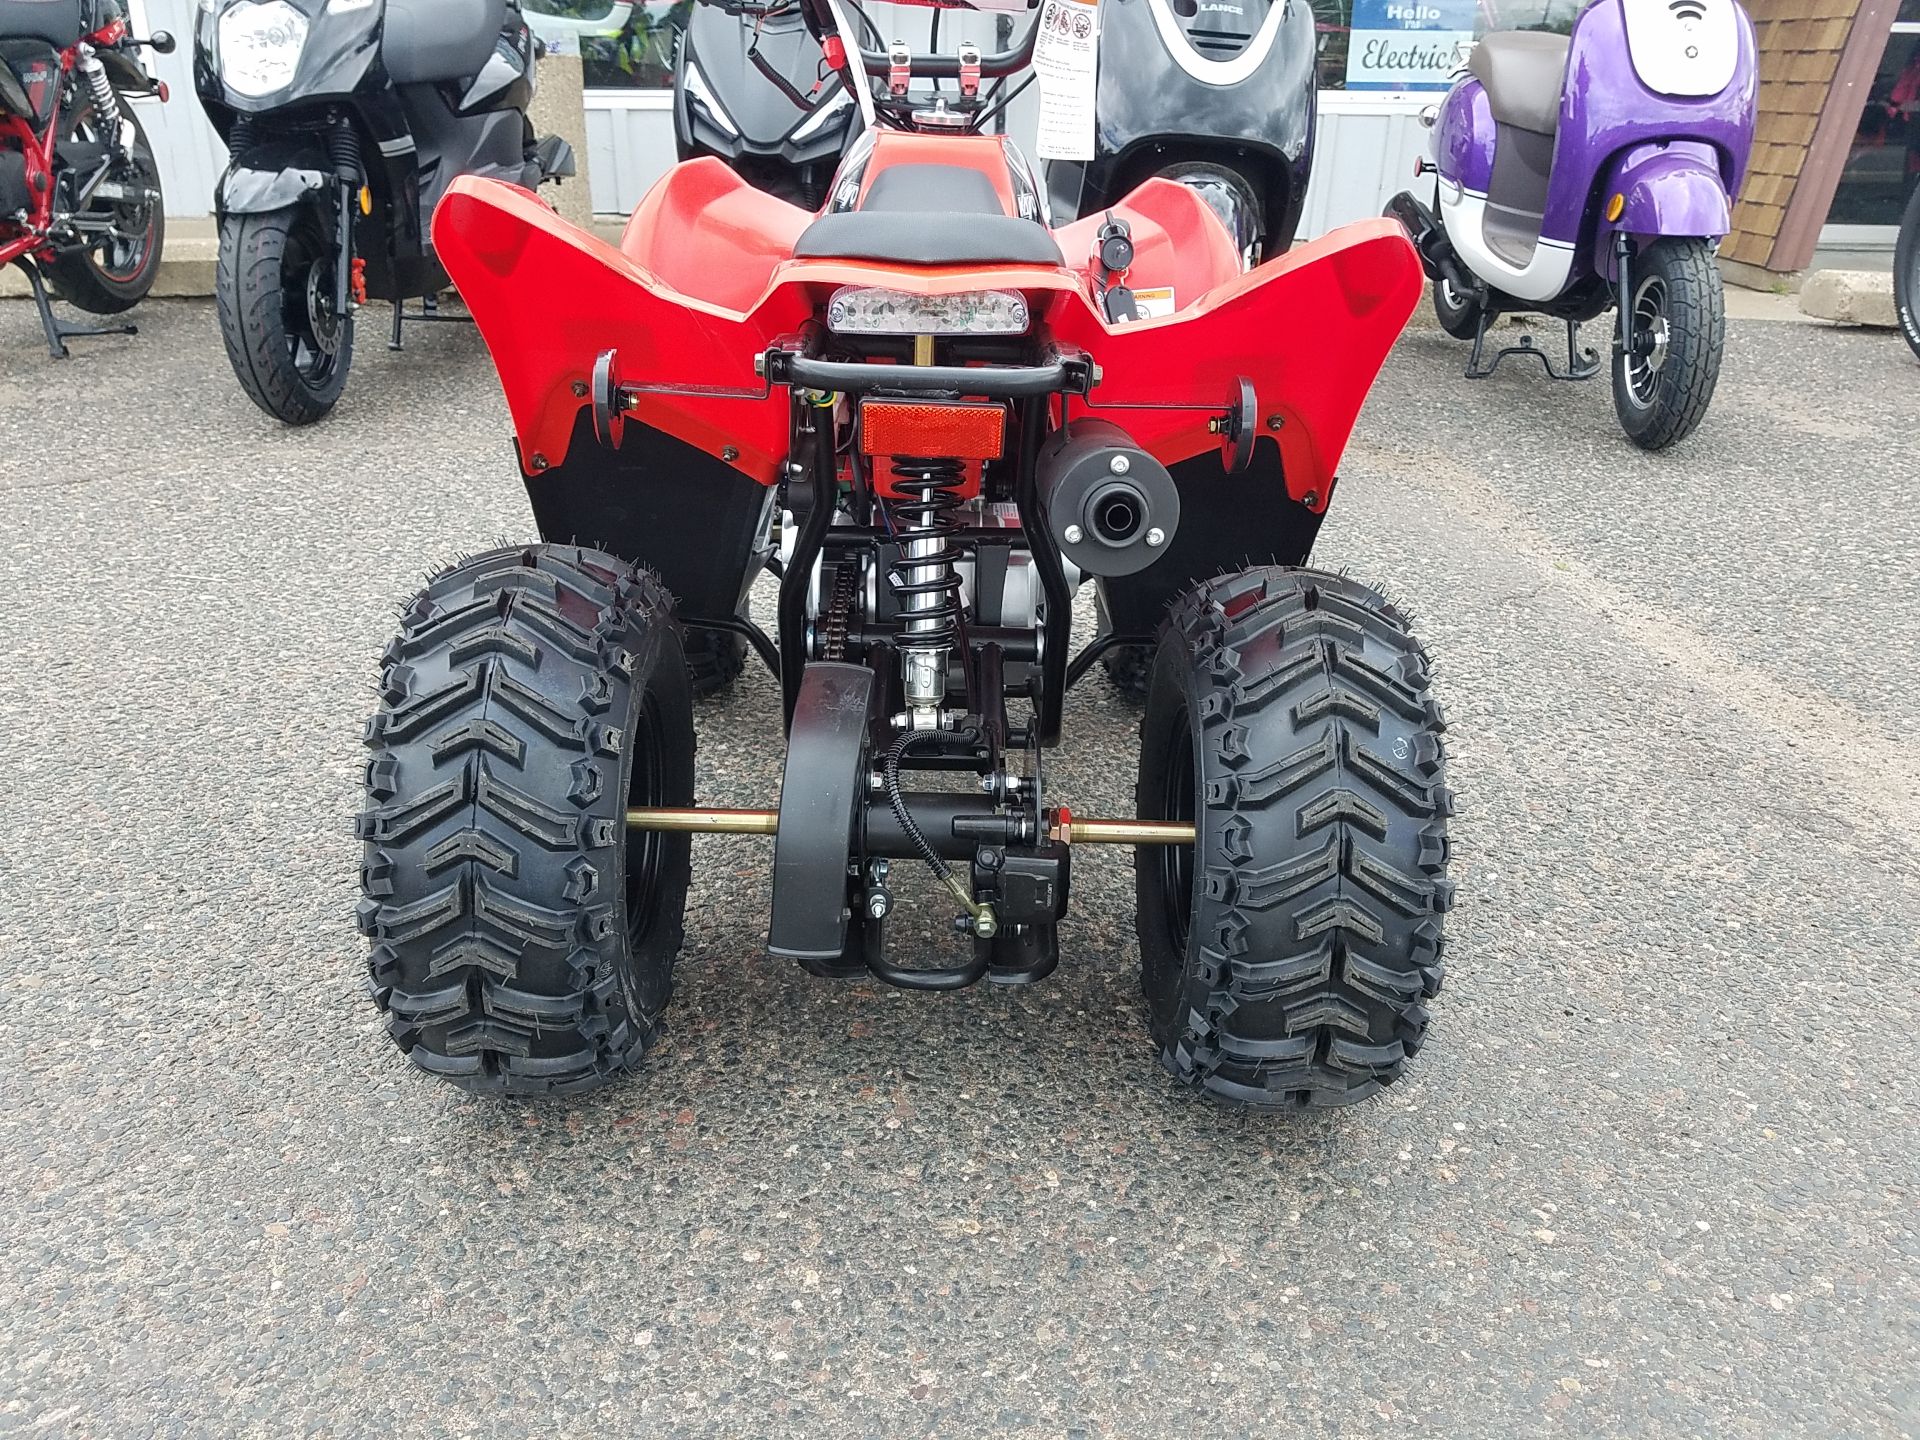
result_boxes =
[1469,30,1569,137]
[383,0,506,85]
[0,0,83,47]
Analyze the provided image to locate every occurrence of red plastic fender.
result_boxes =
[431,175,1422,511]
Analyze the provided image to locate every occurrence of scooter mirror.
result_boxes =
[146,29,176,53]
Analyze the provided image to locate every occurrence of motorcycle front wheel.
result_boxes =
[216,204,353,425]
[1895,183,1920,362]
[1610,237,1724,451]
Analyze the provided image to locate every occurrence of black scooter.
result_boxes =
[672,0,861,209]
[676,0,1314,262]
[195,0,575,424]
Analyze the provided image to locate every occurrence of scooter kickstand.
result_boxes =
[15,257,136,361]
[1465,310,1599,382]
[388,299,405,351]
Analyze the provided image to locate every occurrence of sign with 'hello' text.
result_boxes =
[1344,0,1476,90]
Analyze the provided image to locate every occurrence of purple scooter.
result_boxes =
[1388,0,1757,449]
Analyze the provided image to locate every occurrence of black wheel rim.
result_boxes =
[624,689,667,949]
[281,218,345,388]
[73,118,157,284]
[1623,273,1671,409]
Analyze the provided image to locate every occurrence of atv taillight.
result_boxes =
[860,401,1006,460]
[827,286,1029,335]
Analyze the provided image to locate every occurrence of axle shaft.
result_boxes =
[623,806,1195,845]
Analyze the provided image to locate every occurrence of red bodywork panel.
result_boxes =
[431,140,1421,509]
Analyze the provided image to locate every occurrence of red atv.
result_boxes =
[357,0,1454,1110]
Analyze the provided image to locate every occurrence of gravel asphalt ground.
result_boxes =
[1,297,1916,1439]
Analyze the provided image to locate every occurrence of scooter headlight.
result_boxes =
[683,61,738,139]
[826,287,1030,336]
[216,0,309,97]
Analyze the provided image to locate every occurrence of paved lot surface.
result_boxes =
[2,299,1916,1439]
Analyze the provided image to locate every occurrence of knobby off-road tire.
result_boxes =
[358,544,695,1096]
[216,205,352,425]
[683,624,747,698]
[1895,183,1920,362]
[1432,276,1483,341]
[1095,585,1152,703]
[45,106,163,313]
[1611,237,1724,451]
[1136,568,1453,1109]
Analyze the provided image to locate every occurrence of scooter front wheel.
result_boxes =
[216,205,353,425]
[1611,237,1724,451]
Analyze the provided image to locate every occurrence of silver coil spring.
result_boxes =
[77,47,124,148]
[886,457,965,650]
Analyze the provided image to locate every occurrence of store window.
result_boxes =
[522,0,691,89]
[1312,0,1584,92]
[1828,0,1920,227]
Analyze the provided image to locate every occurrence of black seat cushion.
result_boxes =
[1469,30,1569,137]
[860,163,1006,216]
[0,0,83,47]
[793,211,1064,266]
[383,0,506,85]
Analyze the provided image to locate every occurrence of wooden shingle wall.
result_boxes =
[1724,0,1900,270]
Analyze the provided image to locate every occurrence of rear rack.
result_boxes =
[759,347,1098,398]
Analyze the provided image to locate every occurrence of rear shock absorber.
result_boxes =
[886,457,965,724]
[74,45,126,158]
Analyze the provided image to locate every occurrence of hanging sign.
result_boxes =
[1034,0,1099,161]
[1344,0,1477,90]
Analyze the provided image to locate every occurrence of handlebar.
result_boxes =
[854,20,1037,79]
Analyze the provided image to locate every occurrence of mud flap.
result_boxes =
[768,663,875,969]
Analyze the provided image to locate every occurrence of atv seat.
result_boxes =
[383,0,506,85]
[1469,30,1569,137]
[792,212,1064,266]
[0,0,83,47]
[792,161,1063,266]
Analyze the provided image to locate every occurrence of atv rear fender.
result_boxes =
[430,169,1422,512]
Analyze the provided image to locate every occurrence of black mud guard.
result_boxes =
[216,140,331,216]
[768,663,875,969]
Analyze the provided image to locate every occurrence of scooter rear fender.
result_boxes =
[1594,141,1732,280]
[431,171,1422,510]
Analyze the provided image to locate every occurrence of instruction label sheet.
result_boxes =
[1034,0,1099,162]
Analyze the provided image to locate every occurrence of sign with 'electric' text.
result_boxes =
[1344,0,1476,90]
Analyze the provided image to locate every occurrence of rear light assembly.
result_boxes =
[826,286,1029,336]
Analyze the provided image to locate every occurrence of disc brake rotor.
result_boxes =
[306,263,342,356]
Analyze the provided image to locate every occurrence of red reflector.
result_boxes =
[156,80,169,102]
[860,401,1006,460]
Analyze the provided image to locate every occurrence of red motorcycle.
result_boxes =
[1,0,170,358]
[358,0,1455,1110]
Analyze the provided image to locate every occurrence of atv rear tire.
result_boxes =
[1135,568,1452,1109]
[1095,585,1151,703]
[357,544,695,1096]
